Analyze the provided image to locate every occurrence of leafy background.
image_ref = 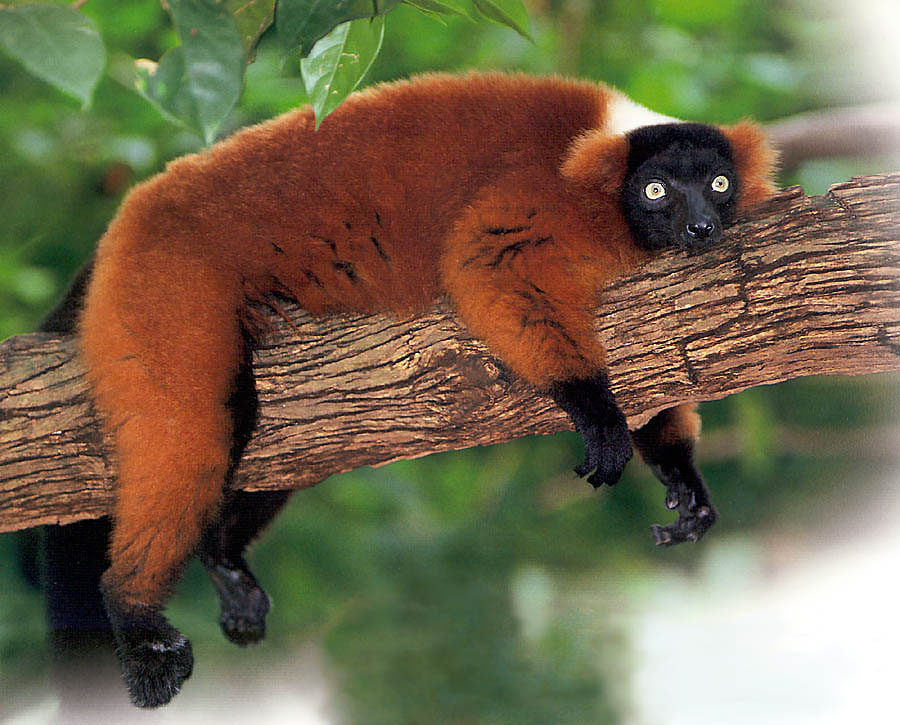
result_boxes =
[1,0,898,723]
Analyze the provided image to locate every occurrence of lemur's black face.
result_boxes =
[622,123,738,251]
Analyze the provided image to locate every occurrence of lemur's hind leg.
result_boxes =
[200,490,292,646]
[197,330,292,645]
[631,404,718,546]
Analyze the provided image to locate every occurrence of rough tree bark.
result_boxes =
[1,174,898,533]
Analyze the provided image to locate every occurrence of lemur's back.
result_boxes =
[96,73,607,317]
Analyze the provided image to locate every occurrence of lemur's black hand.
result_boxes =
[647,445,718,546]
[549,373,633,487]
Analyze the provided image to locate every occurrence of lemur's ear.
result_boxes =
[720,121,779,211]
[561,130,630,193]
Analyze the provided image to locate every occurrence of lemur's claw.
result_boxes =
[664,486,681,510]
[574,461,592,478]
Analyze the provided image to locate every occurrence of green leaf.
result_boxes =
[134,49,197,132]
[403,0,471,18]
[472,0,530,39]
[135,0,245,145]
[277,0,399,56]
[223,0,275,59]
[301,17,384,128]
[0,3,105,108]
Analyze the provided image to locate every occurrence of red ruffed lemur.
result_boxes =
[39,72,777,707]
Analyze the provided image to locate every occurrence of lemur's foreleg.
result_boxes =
[632,404,718,545]
[441,182,634,488]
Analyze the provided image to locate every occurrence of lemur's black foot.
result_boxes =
[206,559,271,646]
[648,455,718,547]
[103,596,193,708]
[550,373,633,488]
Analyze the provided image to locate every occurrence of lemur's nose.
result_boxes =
[685,221,716,239]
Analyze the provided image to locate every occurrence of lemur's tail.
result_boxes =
[79,237,244,608]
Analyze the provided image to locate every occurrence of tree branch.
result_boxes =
[1,174,898,533]
[767,104,900,172]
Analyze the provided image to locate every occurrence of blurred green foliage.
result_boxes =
[1,1,898,723]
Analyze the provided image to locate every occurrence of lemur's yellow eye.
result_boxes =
[644,181,667,200]
[711,174,730,193]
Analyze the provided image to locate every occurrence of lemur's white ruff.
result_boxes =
[605,92,680,135]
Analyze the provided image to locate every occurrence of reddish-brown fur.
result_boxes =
[78,72,775,605]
